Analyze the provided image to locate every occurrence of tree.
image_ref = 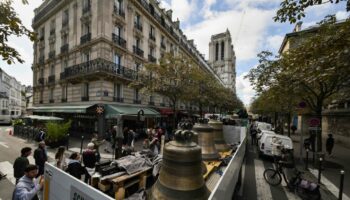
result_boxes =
[274,0,350,23]
[0,0,36,64]
[247,17,350,149]
[130,53,198,126]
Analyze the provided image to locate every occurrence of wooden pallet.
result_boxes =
[203,149,234,180]
[109,167,152,200]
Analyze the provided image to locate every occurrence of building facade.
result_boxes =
[31,0,224,135]
[208,29,236,93]
[0,68,23,119]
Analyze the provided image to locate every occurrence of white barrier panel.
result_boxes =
[223,125,243,144]
[209,126,247,200]
[43,163,113,200]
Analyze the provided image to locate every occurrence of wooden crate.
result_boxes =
[110,167,152,200]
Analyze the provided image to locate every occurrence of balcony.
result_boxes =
[61,98,67,103]
[113,6,125,18]
[49,99,55,103]
[133,99,141,104]
[148,102,155,106]
[62,19,69,27]
[38,56,45,64]
[48,75,55,84]
[60,58,136,82]
[113,97,124,103]
[112,33,126,48]
[134,23,143,32]
[133,46,144,57]
[48,51,55,59]
[82,5,91,14]
[39,100,43,104]
[81,96,89,101]
[148,55,156,63]
[161,42,166,50]
[38,77,44,85]
[61,44,69,54]
[80,33,91,45]
[149,33,156,41]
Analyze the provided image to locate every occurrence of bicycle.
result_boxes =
[263,158,294,186]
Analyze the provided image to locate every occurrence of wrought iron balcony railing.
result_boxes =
[148,55,156,63]
[113,6,125,18]
[133,46,144,57]
[112,33,126,48]
[80,33,91,45]
[48,75,55,84]
[38,56,45,64]
[61,44,69,54]
[82,5,91,14]
[61,98,67,103]
[113,97,124,102]
[62,19,69,27]
[149,33,156,41]
[49,99,55,103]
[48,51,55,59]
[161,42,166,49]
[38,77,44,85]
[134,23,143,32]
[60,58,136,81]
[133,99,141,104]
[81,96,89,101]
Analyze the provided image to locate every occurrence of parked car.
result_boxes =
[257,130,276,140]
[258,133,293,157]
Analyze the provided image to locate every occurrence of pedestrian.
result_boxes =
[91,133,105,162]
[326,134,335,157]
[12,164,44,200]
[33,141,47,177]
[122,127,129,145]
[55,146,67,170]
[13,147,32,184]
[66,152,89,183]
[271,136,283,162]
[113,125,123,159]
[82,143,97,168]
[251,128,257,145]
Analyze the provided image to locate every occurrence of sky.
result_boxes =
[1,0,349,105]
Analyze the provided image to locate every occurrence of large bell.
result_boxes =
[193,120,220,161]
[150,122,210,200]
[208,119,230,152]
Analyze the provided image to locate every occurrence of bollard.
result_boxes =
[66,134,70,150]
[339,170,345,200]
[80,135,84,154]
[305,148,309,170]
[318,157,323,184]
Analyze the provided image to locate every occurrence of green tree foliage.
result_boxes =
[0,0,36,64]
[274,0,350,23]
[45,120,71,142]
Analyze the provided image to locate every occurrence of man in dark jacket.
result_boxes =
[66,152,89,183]
[13,147,32,184]
[326,134,335,157]
[82,143,97,168]
[33,141,47,177]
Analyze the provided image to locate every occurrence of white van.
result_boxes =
[258,133,293,157]
[257,130,275,140]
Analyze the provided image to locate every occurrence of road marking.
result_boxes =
[0,141,9,148]
[254,159,273,200]
[309,168,350,200]
[0,161,15,185]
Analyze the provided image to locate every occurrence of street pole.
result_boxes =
[300,117,304,163]
[80,135,84,154]
[339,170,345,200]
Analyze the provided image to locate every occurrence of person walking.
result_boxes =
[326,134,335,157]
[91,133,105,162]
[55,146,67,170]
[66,152,89,183]
[82,143,97,168]
[12,164,44,200]
[33,141,47,177]
[13,147,32,184]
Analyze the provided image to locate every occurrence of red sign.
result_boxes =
[309,118,320,127]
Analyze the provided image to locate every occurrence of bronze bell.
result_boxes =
[208,119,230,152]
[193,120,220,161]
[150,122,210,200]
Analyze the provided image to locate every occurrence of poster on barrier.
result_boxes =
[43,163,113,200]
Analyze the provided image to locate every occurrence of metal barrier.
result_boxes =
[209,126,247,200]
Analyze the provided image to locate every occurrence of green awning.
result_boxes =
[30,105,93,113]
[105,105,161,119]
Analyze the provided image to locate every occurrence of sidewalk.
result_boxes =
[290,133,350,198]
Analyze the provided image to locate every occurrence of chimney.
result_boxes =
[293,21,303,32]
[174,18,180,29]
[166,9,173,19]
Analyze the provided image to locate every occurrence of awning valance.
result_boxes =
[105,105,161,119]
[30,105,93,114]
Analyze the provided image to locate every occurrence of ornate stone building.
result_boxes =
[31,0,223,135]
[208,29,236,93]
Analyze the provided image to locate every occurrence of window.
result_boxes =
[62,9,69,26]
[149,47,154,56]
[134,88,139,100]
[61,59,68,72]
[82,52,90,62]
[114,0,123,11]
[82,23,91,35]
[82,83,89,97]
[134,13,141,25]
[114,25,122,37]
[50,20,55,35]
[83,0,91,10]
[49,88,54,100]
[40,91,43,102]
[149,95,154,103]
[40,68,44,78]
[62,34,68,45]
[114,83,123,98]
[161,35,165,44]
[62,85,67,99]
[135,37,141,48]
[221,41,225,60]
[40,27,45,39]
[215,42,219,61]
[50,65,55,75]
[114,53,121,66]
[150,25,155,40]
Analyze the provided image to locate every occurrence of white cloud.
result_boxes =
[236,72,255,104]
[336,11,349,20]
[266,35,284,52]
[169,0,197,22]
